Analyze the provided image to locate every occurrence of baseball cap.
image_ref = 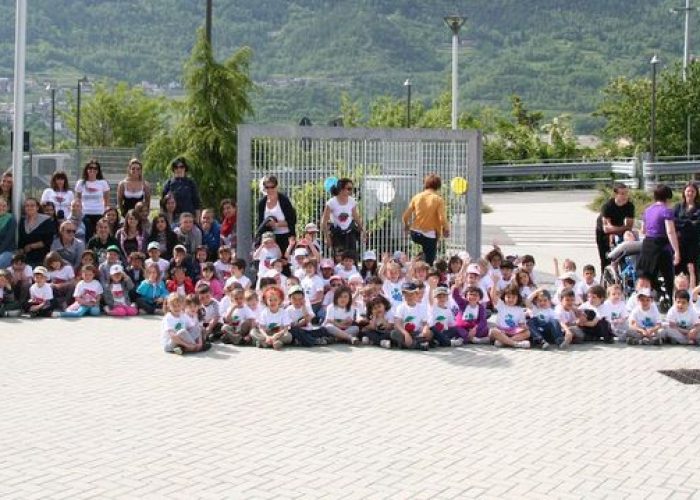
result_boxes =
[500,260,515,270]
[401,281,418,292]
[304,223,319,233]
[466,264,481,275]
[33,266,48,276]
[432,286,449,297]
[262,231,275,242]
[110,264,124,275]
[362,250,377,261]
[287,285,304,296]
[558,271,577,282]
[106,245,120,253]
[320,259,334,269]
[294,248,308,257]
[329,275,343,283]
[147,241,160,251]
[637,288,652,298]
[173,244,187,253]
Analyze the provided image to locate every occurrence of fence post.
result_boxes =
[236,126,253,261]
[467,131,482,258]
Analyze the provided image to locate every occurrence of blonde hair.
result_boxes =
[606,284,622,296]
[166,293,184,309]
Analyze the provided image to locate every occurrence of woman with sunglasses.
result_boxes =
[50,220,85,270]
[18,198,57,267]
[40,171,73,222]
[256,175,296,255]
[162,158,201,221]
[321,178,363,258]
[117,158,151,218]
[75,159,111,240]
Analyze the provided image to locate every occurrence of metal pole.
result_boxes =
[451,32,458,130]
[206,0,213,45]
[11,0,27,221]
[684,0,692,157]
[404,79,412,128]
[76,81,81,150]
[50,87,55,152]
[651,56,659,162]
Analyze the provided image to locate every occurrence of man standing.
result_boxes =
[595,183,635,274]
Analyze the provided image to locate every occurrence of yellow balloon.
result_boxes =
[451,176,468,195]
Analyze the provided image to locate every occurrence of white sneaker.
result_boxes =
[450,338,464,347]
[351,336,360,346]
[472,337,490,345]
[51,311,61,318]
[541,341,550,350]
[172,346,184,355]
[515,340,531,349]
[380,339,391,349]
[494,340,504,348]
[361,337,371,345]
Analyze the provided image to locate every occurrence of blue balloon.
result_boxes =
[324,176,339,193]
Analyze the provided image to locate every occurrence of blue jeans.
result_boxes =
[410,231,438,266]
[61,305,101,318]
[527,317,564,345]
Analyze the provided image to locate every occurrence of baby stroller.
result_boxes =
[601,240,640,298]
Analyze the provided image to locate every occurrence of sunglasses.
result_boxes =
[63,229,76,234]
[264,184,277,189]
[87,166,98,171]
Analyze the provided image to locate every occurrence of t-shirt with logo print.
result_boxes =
[428,304,456,331]
[326,196,356,231]
[666,305,699,330]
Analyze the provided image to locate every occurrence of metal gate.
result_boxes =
[236,125,482,261]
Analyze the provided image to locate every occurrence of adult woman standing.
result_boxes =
[401,174,449,266]
[75,159,110,240]
[41,171,73,221]
[18,197,56,267]
[50,220,85,270]
[673,182,700,285]
[117,158,151,217]
[0,196,16,269]
[637,184,681,300]
[162,158,201,220]
[256,175,296,255]
[321,178,363,258]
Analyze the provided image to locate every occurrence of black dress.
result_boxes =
[18,215,56,267]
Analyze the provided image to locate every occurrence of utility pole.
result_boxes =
[651,55,661,162]
[444,15,466,130]
[404,79,412,128]
[206,0,213,45]
[11,0,27,221]
[671,0,696,157]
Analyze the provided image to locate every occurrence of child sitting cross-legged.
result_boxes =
[135,263,169,314]
[286,285,332,346]
[577,285,615,343]
[526,288,571,349]
[362,295,393,348]
[57,264,103,318]
[452,281,489,344]
[221,287,254,345]
[488,270,530,348]
[665,289,699,345]
[25,266,56,318]
[0,269,21,317]
[429,286,463,347]
[103,264,138,317]
[627,288,664,345]
[161,293,204,356]
[251,285,292,350]
[390,281,432,351]
[323,285,360,344]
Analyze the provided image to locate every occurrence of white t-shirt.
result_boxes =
[554,305,578,325]
[666,305,698,330]
[201,300,220,324]
[494,300,526,330]
[226,274,251,290]
[263,201,287,235]
[301,275,325,304]
[145,258,170,276]
[257,247,281,276]
[629,305,661,329]
[41,188,74,216]
[580,300,604,320]
[75,179,110,215]
[393,302,428,335]
[461,303,480,322]
[48,265,75,284]
[226,305,253,328]
[323,304,356,327]
[530,305,555,322]
[108,283,129,306]
[214,261,233,281]
[29,283,53,305]
[326,196,356,231]
[161,312,189,348]
[256,307,290,332]
[429,304,456,330]
[286,303,314,329]
[382,279,405,309]
[575,280,596,301]
[7,265,33,281]
[602,299,628,323]
[73,279,103,304]
[334,264,360,281]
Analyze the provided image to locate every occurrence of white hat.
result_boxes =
[466,264,481,275]
[294,248,308,257]
[637,288,652,298]
[558,271,578,282]
[110,264,124,275]
[362,250,377,261]
[304,223,319,233]
[147,241,160,251]
[33,266,48,276]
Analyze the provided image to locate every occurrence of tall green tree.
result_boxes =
[64,82,166,147]
[144,28,255,206]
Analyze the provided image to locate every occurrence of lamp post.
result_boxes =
[404,79,412,128]
[206,0,213,45]
[76,76,88,150]
[650,54,661,162]
[11,0,27,221]
[444,15,466,130]
[671,0,696,157]
[46,83,55,152]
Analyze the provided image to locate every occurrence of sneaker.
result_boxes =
[419,342,430,351]
[221,333,234,344]
[494,340,504,348]
[256,340,265,348]
[51,311,61,318]
[472,336,490,345]
[351,336,361,346]
[641,337,651,346]
[390,330,404,348]
[450,338,464,347]
[652,337,663,346]
[559,338,570,349]
[380,339,392,349]
[315,338,328,345]
[514,340,531,349]
[626,337,639,345]
[272,341,284,350]
[172,346,184,355]
[208,332,222,343]
[361,337,371,346]
[541,341,550,350]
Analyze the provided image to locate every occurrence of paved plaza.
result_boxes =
[2,190,700,499]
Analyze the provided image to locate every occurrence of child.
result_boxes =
[44,251,76,309]
[363,295,393,348]
[360,250,378,282]
[323,285,360,344]
[519,254,537,285]
[135,263,168,314]
[452,285,489,344]
[221,287,254,345]
[170,244,199,281]
[25,266,55,317]
[381,259,405,310]
[577,285,615,343]
[0,269,21,317]
[253,232,282,286]
[553,272,580,305]
[334,251,360,281]
[197,284,221,343]
[575,264,597,303]
[227,259,251,290]
[300,258,324,319]
[214,245,234,281]
[665,290,699,345]
[125,251,146,292]
[103,264,138,317]
[390,282,431,350]
[167,266,195,296]
[8,253,32,305]
[489,282,530,348]
[251,286,292,350]
[98,245,124,285]
[286,285,330,347]
[446,255,464,286]
[554,289,584,344]
[161,293,203,355]
[627,288,664,345]
[464,264,488,305]
[514,269,535,301]
[602,284,628,340]
[194,245,209,275]
[429,286,462,347]
[196,262,224,300]
[76,249,98,279]
[145,241,170,276]
[59,264,103,317]
[496,260,515,292]
[175,212,203,254]
[526,288,570,349]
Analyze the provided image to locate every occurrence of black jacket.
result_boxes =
[256,193,297,236]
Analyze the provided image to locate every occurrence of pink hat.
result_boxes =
[320,259,334,268]
[466,264,481,275]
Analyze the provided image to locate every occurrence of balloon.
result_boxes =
[451,176,468,195]
[376,182,396,204]
[324,176,339,193]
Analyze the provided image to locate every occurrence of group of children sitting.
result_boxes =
[3,229,699,355]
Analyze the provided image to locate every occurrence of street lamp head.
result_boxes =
[444,15,466,35]
[78,75,89,85]
[650,54,661,65]
[404,79,411,87]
